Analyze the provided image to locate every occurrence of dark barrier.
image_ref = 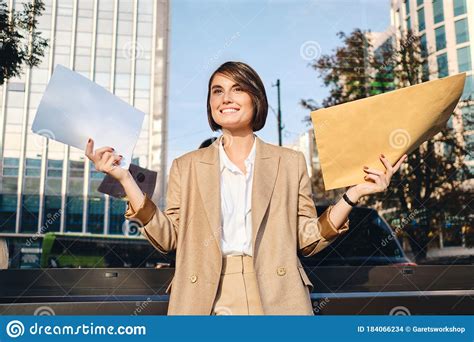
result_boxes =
[1,265,473,315]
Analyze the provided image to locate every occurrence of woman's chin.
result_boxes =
[217,120,243,130]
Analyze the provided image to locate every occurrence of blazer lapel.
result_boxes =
[195,138,222,255]
[251,137,280,256]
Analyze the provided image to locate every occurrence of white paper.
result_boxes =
[31,64,145,168]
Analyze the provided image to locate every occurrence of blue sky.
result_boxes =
[167,0,391,167]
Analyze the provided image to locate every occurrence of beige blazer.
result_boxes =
[126,136,349,315]
[0,239,8,270]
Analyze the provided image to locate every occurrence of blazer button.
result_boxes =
[190,274,198,283]
[277,267,286,276]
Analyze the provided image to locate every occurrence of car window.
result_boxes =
[304,208,405,266]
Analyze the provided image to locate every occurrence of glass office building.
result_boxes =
[0,0,169,239]
[389,0,473,248]
[391,0,473,171]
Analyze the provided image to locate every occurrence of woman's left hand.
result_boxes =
[348,153,408,200]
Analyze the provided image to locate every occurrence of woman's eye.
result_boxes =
[233,87,242,92]
[213,89,222,94]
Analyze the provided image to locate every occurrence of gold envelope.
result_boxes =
[310,73,466,191]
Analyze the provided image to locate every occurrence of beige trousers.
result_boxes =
[211,255,264,315]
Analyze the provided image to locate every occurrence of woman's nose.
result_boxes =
[222,91,233,103]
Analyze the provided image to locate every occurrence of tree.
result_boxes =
[303,29,473,262]
[301,29,373,203]
[0,0,48,85]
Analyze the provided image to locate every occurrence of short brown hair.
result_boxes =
[207,61,268,132]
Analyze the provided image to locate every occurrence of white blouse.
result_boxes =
[218,136,256,256]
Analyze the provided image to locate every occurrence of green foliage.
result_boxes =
[0,0,48,85]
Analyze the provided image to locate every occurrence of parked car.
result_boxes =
[300,206,415,267]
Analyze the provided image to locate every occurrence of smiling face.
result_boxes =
[209,73,254,133]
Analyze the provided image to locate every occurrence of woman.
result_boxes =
[0,238,8,270]
[85,61,407,315]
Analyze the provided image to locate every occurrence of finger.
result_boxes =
[95,146,115,159]
[112,154,123,166]
[363,167,384,176]
[364,174,384,188]
[105,153,121,172]
[102,151,113,161]
[95,151,112,171]
[379,154,393,172]
[392,154,408,172]
[364,173,378,183]
[85,138,94,159]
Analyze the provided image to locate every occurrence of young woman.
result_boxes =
[85,61,407,315]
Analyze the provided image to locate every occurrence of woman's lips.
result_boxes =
[220,108,240,114]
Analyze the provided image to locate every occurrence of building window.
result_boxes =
[0,194,17,232]
[422,62,430,81]
[417,0,423,6]
[455,18,469,44]
[44,195,61,232]
[406,16,412,31]
[90,160,104,180]
[69,160,84,178]
[65,196,83,232]
[432,0,444,24]
[462,75,473,99]
[109,198,127,235]
[25,158,41,177]
[87,197,105,234]
[405,0,410,15]
[435,26,446,51]
[457,47,472,72]
[437,53,448,77]
[453,0,467,16]
[420,34,428,55]
[3,157,19,176]
[47,159,63,178]
[21,195,39,233]
[417,7,425,31]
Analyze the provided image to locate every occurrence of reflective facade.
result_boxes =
[391,0,473,174]
[0,0,169,236]
[391,0,473,95]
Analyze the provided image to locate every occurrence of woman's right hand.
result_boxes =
[85,138,129,183]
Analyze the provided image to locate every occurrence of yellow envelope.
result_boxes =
[310,73,466,190]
